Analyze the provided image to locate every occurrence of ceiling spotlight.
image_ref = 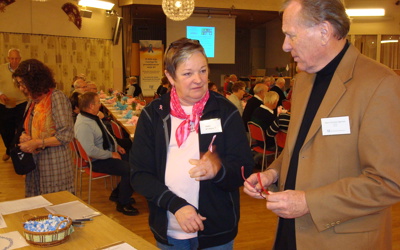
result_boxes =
[345,8,385,17]
[78,0,114,10]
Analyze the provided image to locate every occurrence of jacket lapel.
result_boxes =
[302,44,359,147]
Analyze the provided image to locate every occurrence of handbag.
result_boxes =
[10,105,36,175]
[10,146,36,175]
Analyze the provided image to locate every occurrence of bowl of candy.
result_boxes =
[23,214,74,247]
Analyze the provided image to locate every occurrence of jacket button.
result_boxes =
[331,222,336,227]
[325,224,330,229]
[336,221,340,225]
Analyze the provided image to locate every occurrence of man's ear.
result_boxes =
[319,21,332,46]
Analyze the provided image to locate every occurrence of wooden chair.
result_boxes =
[71,138,113,204]
[110,120,124,139]
[247,121,277,171]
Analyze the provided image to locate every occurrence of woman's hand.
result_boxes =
[19,132,32,143]
[19,139,41,153]
[188,147,221,181]
[175,205,206,233]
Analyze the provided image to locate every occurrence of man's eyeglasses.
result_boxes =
[241,166,269,199]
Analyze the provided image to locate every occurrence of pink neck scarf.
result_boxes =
[170,87,209,147]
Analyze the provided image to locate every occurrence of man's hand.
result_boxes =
[0,94,9,103]
[243,170,277,199]
[266,190,309,219]
[111,152,121,159]
[175,205,206,233]
[117,145,125,155]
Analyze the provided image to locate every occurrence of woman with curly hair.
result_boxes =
[13,59,75,197]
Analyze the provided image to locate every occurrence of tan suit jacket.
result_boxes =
[270,44,400,250]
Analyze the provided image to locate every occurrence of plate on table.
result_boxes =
[117,118,128,123]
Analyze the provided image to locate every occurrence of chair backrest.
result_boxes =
[110,120,123,139]
[276,131,287,149]
[74,139,91,162]
[247,121,265,142]
[282,100,291,110]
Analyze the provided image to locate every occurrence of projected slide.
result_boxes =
[187,26,215,58]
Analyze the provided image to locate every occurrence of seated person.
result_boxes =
[72,78,88,94]
[126,76,143,99]
[243,83,269,131]
[74,92,138,216]
[250,91,288,151]
[227,81,246,116]
[269,77,286,107]
[70,91,81,123]
[156,76,170,97]
[208,81,219,93]
[86,81,98,93]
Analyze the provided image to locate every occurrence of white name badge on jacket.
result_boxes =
[200,118,222,134]
[321,116,351,136]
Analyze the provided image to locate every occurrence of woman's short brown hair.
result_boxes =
[164,38,208,80]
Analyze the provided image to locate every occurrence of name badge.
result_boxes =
[321,116,351,136]
[200,118,222,134]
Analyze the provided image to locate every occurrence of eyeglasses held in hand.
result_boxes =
[241,166,269,199]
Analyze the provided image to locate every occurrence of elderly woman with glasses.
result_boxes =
[13,59,74,197]
[130,38,253,249]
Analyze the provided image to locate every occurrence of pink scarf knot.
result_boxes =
[170,87,209,147]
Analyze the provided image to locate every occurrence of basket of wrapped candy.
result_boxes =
[23,214,74,247]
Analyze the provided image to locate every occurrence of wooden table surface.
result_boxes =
[0,191,158,250]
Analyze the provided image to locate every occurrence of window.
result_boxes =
[380,35,400,69]
[354,35,377,60]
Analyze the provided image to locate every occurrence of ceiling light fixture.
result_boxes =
[381,39,399,43]
[345,8,385,17]
[162,0,195,21]
[78,0,114,10]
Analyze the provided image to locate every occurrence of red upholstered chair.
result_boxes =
[110,120,124,139]
[282,100,291,111]
[247,121,277,171]
[71,138,113,204]
[276,131,287,156]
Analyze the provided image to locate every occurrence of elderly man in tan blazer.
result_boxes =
[244,0,400,249]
